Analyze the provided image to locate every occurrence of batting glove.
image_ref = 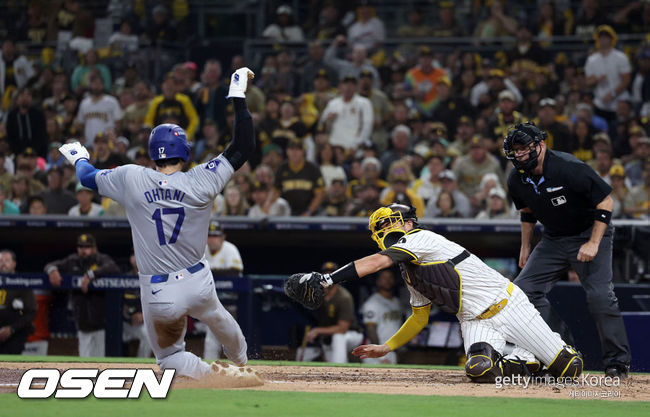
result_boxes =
[59,141,90,166]
[226,67,255,99]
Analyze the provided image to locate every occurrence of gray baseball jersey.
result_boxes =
[96,155,234,275]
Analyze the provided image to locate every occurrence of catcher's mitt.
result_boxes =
[284,272,326,310]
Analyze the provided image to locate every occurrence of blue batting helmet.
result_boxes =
[148,124,191,162]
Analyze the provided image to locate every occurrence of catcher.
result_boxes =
[285,204,583,382]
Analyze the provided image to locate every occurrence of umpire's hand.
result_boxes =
[577,241,599,262]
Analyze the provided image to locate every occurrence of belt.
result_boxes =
[449,250,470,266]
[476,282,514,320]
[150,261,204,284]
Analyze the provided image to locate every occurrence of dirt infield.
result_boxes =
[1,361,648,402]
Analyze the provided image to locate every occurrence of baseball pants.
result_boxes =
[461,284,566,365]
[77,329,105,357]
[296,330,364,363]
[139,260,247,379]
[514,225,631,368]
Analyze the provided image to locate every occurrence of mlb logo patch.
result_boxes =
[158,147,166,159]
[175,273,184,280]
[205,159,221,172]
[551,195,567,206]
[158,180,168,186]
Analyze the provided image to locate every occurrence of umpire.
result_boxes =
[504,122,631,378]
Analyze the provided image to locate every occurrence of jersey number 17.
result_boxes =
[152,207,185,245]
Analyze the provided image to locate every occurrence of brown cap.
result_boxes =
[77,233,96,247]
[418,46,433,57]
[458,115,473,126]
[469,136,483,148]
[359,69,374,79]
[208,220,224,236]
[314,68,329,80]
[94,132,109,143]
[321,261,339,273]
[287,138,305,149]
[609,164,625,177]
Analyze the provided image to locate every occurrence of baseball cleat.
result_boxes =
[210,361,263,383]
[226,67,255,98]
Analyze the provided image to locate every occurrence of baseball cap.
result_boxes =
[208,220,224,236]
[77,233,96,247]
[135,148,149,159]
[115,136,130,147]
[469,136,483,148]
[489,69,505,78]
[498,90,516,102]
[321,261,339,273]
[593,132,612,145]
[458,115,473,126]
[361,156,381,171]
[251,180,269,192]
[438,76,451,87]
[608,164,625,177]
[439,170,456,181]
[330,172,347,185]
[314,68,329,80]
[488,187,507,199]
[182,61,197,72]
[629,125,646,136]
[287,138,305,149]
[359,69,374,79]
[539,97,556,108]
[94,132,109,143]
[418,46,433,57]
[262,143,282,156]
[21,147,37,158]
[276,4,292,14]
[340,74,358,83]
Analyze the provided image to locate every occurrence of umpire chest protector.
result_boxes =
[398,251,468,314]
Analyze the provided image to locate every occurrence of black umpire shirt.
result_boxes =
[507,150,612,237]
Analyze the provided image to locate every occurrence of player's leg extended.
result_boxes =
[140,281,211,379]
[460,319,506,382]
[192,271,247,366]
[569,226,631,370]
[498,285,582,378]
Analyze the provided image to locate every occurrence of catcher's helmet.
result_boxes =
[503,122,546,173]
[148,124,191,162]
[369,203,418,250]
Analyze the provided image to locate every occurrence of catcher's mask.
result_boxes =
[369,204,418,250]
[503,122,546,173]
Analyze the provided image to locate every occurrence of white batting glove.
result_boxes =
[59,141,90,166]
[226,67,255,99]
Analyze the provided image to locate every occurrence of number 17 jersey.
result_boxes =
[96,156,234,275]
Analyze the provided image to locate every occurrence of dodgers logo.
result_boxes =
[71,150,77,155]
[205,159,221,172]
[158,147,166,159]
[234,73,239,83]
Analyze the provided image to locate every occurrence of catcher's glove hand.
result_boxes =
[284,272,326,310]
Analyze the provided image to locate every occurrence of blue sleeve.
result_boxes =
[76,159,99,190]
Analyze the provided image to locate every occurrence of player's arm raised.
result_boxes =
[222,67,256,172]
[58,142,99,190]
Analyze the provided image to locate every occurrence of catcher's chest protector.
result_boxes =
[399,261,461,314]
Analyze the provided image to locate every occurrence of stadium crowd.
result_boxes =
[0,0,648,223]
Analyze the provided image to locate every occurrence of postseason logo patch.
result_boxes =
[205,159,221,172]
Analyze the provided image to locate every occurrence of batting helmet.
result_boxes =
[369,203,419,250]
[148,124,191,162]
[503,122,547,173]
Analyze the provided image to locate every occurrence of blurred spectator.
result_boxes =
[412,153,445,205]
[269,49,301,98]
[537,98,573,152]
[432,2,466,37]
[75,74,123,149]
[358,69,392,152]
[434,189,462,218]
[45,234,120,357]
[431,77,473,141]
[584,25,631,125]
[473,0,517,39]
[301,41,337,94]
[623,159,650,219]
[347,156,387,198]
[320,75,373,150]
[424,170,471,218]
[108,19,139,53]
[450,115,476,154]
[9,175,31,210]
[49,0,93,42]
[68,183,103,216]
[380,125,411,177]
[624,137,650,187]
[613,1,650,34]
[320,173,350,216]
[318,142,347,188]
[114,64,141,98]
[507,25,549,67]
[571,118,595,162]
[346,182,382,217]
[360,269,402,364]
[71,49,112,93]
[621,125,646,165]
[403,47,448,119]
[122,81,152,141]
[0,39,35,111]
[42,73,70,118]
[537,0,570,42]
[397,8,432,37]
[0,249,36,354]
[471,69,523,111]
[573,0,609,37]
[223,184,249,216]
[0,152,10,190]
[486,90,525,147]
[299,70,337,132]
[591,149,615,184]
[472,172,501,213]
[475,187,514,219]
[297,261,363,363]
[453,136,504,199]
[261,143,284,173]
[195,60,228,133]
[263,4,305,42]
[145,74,198,140]
[608,164,628,218]
[347,3,385,51]
[142,4,177,45]
[0,184,19,214]
[27,195,47,215]
[572,102,608,132]
[275,100,309,151]
[309,2,347,40]
[39,167,77,214]
[380,161,425,218]
[248,180,291,217]
[15,149,46,190]
[92,132,131,170]
[324,35,380,88]
[274,139,324,216]
[6,88,47,157]
[194,119,222,163]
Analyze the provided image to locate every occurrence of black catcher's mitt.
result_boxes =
[284,272,326,310]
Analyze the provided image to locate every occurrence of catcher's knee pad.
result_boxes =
[465,342,503,383]
[547,346,583,378]
[501,358,541,377]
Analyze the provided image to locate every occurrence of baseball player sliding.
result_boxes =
[58,68,259,381]
[286,204,584,382]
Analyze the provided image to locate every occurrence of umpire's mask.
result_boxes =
[503,122,546,173]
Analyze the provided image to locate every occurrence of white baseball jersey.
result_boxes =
[205,240,243,273]
[361,293,402,344]
[390,229,511,321]
[584,50,631,112]
[320,94,374,150]
[95,155,233,275]
[76,94,123,148]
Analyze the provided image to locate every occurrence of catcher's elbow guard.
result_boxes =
[465,342,503,383]
[547,346,583,378]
